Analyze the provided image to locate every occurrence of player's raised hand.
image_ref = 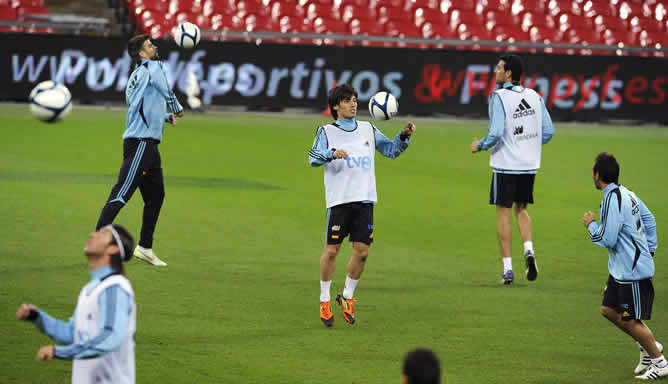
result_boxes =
[470,137,480,153]
[402,121,416,136]
[16,303,37,320]
[333,149,348,159]
[583,211,596,228]
[36,345,54,362]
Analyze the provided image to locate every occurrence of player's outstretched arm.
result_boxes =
[374,122,414,159]
[17,303,75,345]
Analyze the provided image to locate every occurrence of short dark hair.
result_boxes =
[128,34,151,64]
[328,83,358,120]
[499,54,523,82]
[593,152,620,184]
[109,224,135,275]
[403,348,440,384]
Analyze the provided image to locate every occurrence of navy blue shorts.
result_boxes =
[325,202,374,245]
[602,275,654,321]
[489,172,535,208]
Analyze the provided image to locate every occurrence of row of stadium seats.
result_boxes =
[0,0,50,32]
[127,0,668,55]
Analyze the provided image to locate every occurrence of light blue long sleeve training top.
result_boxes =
[478,82,555,174]
[123,59,183,143]
[587,183,657,281]
[26,265,133,360]
[308,118,410,166]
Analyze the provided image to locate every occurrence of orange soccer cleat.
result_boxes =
[320,301,334,327]
[335,293,356,324]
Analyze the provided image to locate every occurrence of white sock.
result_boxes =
[651,355,668,368]
[503,257,512,273]
[320,280,331,302]
[523,241,534,254]
[343,276,359,299]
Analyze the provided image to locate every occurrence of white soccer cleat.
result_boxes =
[134,246,167,266]
[635,342,664,375]
[635,363,668,380]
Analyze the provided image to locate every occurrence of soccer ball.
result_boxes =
[29,80,72,122]
[173,22,201,49]
[368,91,398,121]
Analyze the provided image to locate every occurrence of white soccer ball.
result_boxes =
[29,80,72,122]
[173,22,201,49]
[368,91,398,121]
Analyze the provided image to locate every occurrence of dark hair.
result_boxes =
[593,152,619,184]
[328,83,358,120]
[109,224,135,275]
[403,348,441,384]
[128,34,151,67]
[499,54,523,82]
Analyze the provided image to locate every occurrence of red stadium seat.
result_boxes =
[582,1,616,17]
[546,0,581,17]
[406,0,441,11]
[563,27,602,45]
[448,9,483,31]
[414,7,447,28]
[0,5,17,18]
[270,0,302,20]
[303,0,332,4]
[210,13,243,30]
[484,10,520,32]
[336,0,371,8]
[11,0,44,7]
[349,18,387,46]
[629,16,664,33]
[492,24,529,42]
[340,4,375,23]
[521,12,555,32]
[594,14,627,32]
[456,23,493,51]
[202,0,235,16]
[306,3,338,20]
[384,20,424,47]
[168,0,202,15]
[649,3,666,22]
[236,0,269,17]
[555,13,593,31]
[276,14,314,44]
[528,25,561,43]
[244,13,277,31]
[617,1,651,21]
[175,11,211,28]
[421,21,456,39]
[442,0,476,12]
[313,16,346,33]
[379,5,405,23]
[602,28,636,47]
[478,0,511,13]
[375,0,404,8]
[638,30,667,47]
[134,0,169,13]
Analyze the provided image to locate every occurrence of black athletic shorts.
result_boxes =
[325,202,374,245]
[489,172,535,208]
[602,275,654,321]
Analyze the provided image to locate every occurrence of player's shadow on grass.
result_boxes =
[0,171,283,190]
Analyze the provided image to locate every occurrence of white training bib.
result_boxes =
[72,275,136,384]
[323,121,377,208]
[490,87,543,170]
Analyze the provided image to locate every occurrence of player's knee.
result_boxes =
[325,246,340,260]
[600,306,616,321]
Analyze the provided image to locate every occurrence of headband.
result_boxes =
[106,225,128,262]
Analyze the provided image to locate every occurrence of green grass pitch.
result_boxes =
[1,105,667,383]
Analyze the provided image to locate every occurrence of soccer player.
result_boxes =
[17,225,137,384]
[470,54,554,285]
[583,153,666,380]
[309,83,415,327]
[402,348,441,384]
[95,34,184,266]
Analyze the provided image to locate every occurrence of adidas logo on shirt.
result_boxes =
[513,98,536,119]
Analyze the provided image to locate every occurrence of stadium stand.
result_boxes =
[0,0,665,55]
